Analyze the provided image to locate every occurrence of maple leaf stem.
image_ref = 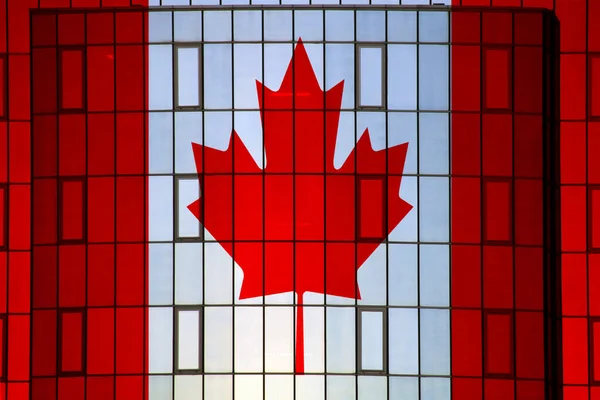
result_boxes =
[295,292,305,375]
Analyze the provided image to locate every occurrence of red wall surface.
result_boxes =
[1,2,147,400]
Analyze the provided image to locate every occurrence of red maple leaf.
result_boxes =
[188,39,412,373]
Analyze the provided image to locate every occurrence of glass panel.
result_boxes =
[149,45,173,110]
[361,310,384,371]
[149,376,173,400]
[175,243,203,305]
[325,44,354,109]
[420,309,450,376]
[389,176,417,242]
[149,175,173,242]
[419,11,449,42]
[327,376,356,400]
[388,11,417,42]
[388,45,417,110]
[175,376,202,400]
[325,11,354,42]
[204,375,233,400]
[174,11,202,42]
[149,12,172,43]
[419,44,449,111]
[357,11,385,42]
[421,377,451,400]
[389,377,419,400]
[419,112,449,175]
[203,11,232,42]
[204,242,233,304]
[265,306,294,372]
[419,177,449,242]
[358,376,387,400]
[149,244,173,306]
[359,46,383,107]
[295,10,324,41]
[234,10,262,41]
[388,112,417,174]
[419,244,450,307]
[388,244,418,306]
[149,112,173,174]
[265,10,292,41]
[204,44,232,109]
[234,45,263,109]
[204,307,233,372]
[178,310,200,370]
[389,308,418,374]
[177,178,201,239]
[176,47,200,107]
[326,306,355,373]
[234,307,263,372]
[175,111,202,174]
[149,307,173,373]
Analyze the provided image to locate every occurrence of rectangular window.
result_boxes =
[358,307,387,374]
[483,47,512,111]
[59,309,86,376]
[357,44,385,108]
[59,178,86,243]
[0,185,5,250]
[60,48,85,111]
[357,176,386,241]
[589,55,600,119]
[484,310,513,378]
[175,176,202,241]
[175,45,202,109]
[175,307,202,374]
[589,187,600,251]
[483,178,513,244]
[0,314,5,380]
[0,55,5,120]
[590,318,600,383]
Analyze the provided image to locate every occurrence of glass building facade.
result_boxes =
[5,1,600,400]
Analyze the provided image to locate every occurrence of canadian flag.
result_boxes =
[146,9,455,400]
[26,4,548,400]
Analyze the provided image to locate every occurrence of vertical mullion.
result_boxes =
[353,8,359,400]
[230,9,235,399]
[479,9,485,399]
[260,8,266,400]
[415,8,422,400]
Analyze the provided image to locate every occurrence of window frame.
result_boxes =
[173,43,203,110]
[0,184,5,251]
[174,305,204,375]
[57,308,87,377]
[357,306,388,375]
[356,43,387,110]
[174,174,203,242]
[356,175,387,243]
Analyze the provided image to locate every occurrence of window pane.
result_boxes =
[418,44,449,110]
[149,244,173,306]
[295,10,323,41]
[204,44,232,109]
[419,11,449,42]
[149,45,173,111]
[360,310,384,371]
[203,11,232,42]
[388,11,417,42]
[175,243,203,305]
[177,178,201,239]
[359,46,383,107]
[174,11,202,42]
[176,47,200,107]
[388,308,418,374]
[265,10,292,41]
[357,11,385,42]
[325,11,354,42]
[178,310,200,370]
[149,307,173,373]
[388,45,417,110]
[234,10,262,42]
[149,175,173,242]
